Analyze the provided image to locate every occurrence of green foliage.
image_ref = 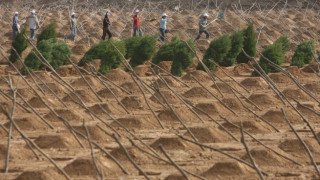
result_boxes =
[124,36,142,59]
[220,30,244,67]
[24,39,71,72]
[237,23,256,63]
[291,40,315,68]
[37,23,57,45]
[274,35,290,53]
[50,41,72,68]
[197,34,232,70]
[171,39,196,76]
[152,36,180,64]
[78,40,126,74]
[9,28,28,63]
[258,43,284,74]
[129,36,157,68]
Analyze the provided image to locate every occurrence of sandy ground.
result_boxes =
[0,1,320,180]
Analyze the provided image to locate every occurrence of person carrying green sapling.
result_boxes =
[12,11,20,40]
[195,13,210,40]
[65,12,77,42]
[102,11,112,40]
[159,13,168,42]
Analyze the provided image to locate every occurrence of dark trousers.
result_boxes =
[12,26,18,40]
[195,30,210,40]
[102,27,112,40]
[159,28,167,42]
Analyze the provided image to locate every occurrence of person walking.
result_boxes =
[133,9,143,36]
[102,11,112,40]
[12,12,20,40]
[65,12,77,42]
[159,13,168,42]
[26,10,39,39]
[195,13,210,41]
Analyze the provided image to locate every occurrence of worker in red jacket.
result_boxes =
[102,11,112,40]
[133,9,143,36]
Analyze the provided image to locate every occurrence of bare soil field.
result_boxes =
[1,0,320,180]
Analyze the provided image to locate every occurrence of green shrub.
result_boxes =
[220,30,244,67]
[291,40,315,68]
[9,28,28,63]
[37,23,57,44]
[171,39,196,76]
[50,41,72,68]
[197,34,231,70]
[274,35,290,53]
[258,43,284,74]
[129,36,157,68]
[78,40,126,74]
[124,36,142,59]
[152,36,180,64]
[237,23,256,63]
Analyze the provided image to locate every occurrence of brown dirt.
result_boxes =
[0,143,34,161]
[133,65,152,77]
[181,70,212,82]
[282,88,311,101]
[287,66,316,79]
[150,90,180,104]
[121,95,146,110]
[262,109,301,124]
[97,87,123,99]
[211,82,233,93]
[164,174,185,180]
[269,73,292,83]
[4,114,48,131]
[303,62,319,73]
[221,120,273,134]
[241,148,291,166]
[278,139,319,157]
[153,76,182,88]
[195,102,230,116]
[38,83,66,97]
[15,168,65,180]
[74,125,109,142]
[150,137,188,151]
[62,89,99,104]
[183,87,213,99]
[202,162,254,178]
[304,83,320,94]
[111,116,155,130]
[105,69,131,82]
[34,134,80,149]
[233,63,254,76]
[240,77,268,90]
[222,97,243,110]
[120,82,142,94]
[110,146,153,164]
[26,96,60,108]
[56,65,79,77]
[248,93,281,107]
[184,126,234,143]
[71,76,102,88]
[153,61,172,74]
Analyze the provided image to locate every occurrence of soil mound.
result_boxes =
[87,103,113,115]
[182,70,212,82]
[184,126,233,143]
[26,96,60,108]
[221,120,272,134]
[241,148,290,166]
[121,95,146,110]
[164,174,185,180]
[211,82,233,93]
[278,139,318,155]
[62,89,98,104]
[72,44,89,56]
[153,76,182,88]
[157,108,198,123]
[222,98,242,110]
[44,109,82,122]
[0,128,6,138]
[183,87,213,99]
[282,88,310,101]
[97,87,123,99]
[105,69,131,82]
[121,82,141,94]
[248,93,281,107]
[194,102,226,116]
[38,83,66,97]
[150,137,187,151]
[133,65,152,77]
[34,134,79,149]
[110,146,152,164]
[5,114,48,131]
[64,157,119,177]
[15,168,64,180]
[233,63,253,76]
[56,65,79,77]
[287,66,314,78]
[0,143,34,160]
[151,90,180,104]
[269,73,292,83]
[202,162,253,177]
[262,109,301,124]
[111,117,153,130]
[71,76,101,88]
[303,62,319,73]
[74,125,108,142]
[153,61,172,74]
[240,77,268,90]
[0,101,28,114]
[304,83,320,94]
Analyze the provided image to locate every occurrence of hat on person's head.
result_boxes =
[71,12,75,16]
[162,13,167,17]
[14,12,19,15]
[105,11,109,16]
[135,9,140,13]
[203,13,209,17]
[31,10,35,14]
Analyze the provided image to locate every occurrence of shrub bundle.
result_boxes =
[9,28,28,63]
[237,23,256,63]
[37,23,57,44]
[291,40,315,68]
[197,34,231,70]
[152,36,180,64]
[124,36,142,59]
[78,40,126,74]
[258,43,285,74]
[220,30,244,67]
[129,36,157,68]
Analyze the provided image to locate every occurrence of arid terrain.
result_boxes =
[1,0,320,180]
